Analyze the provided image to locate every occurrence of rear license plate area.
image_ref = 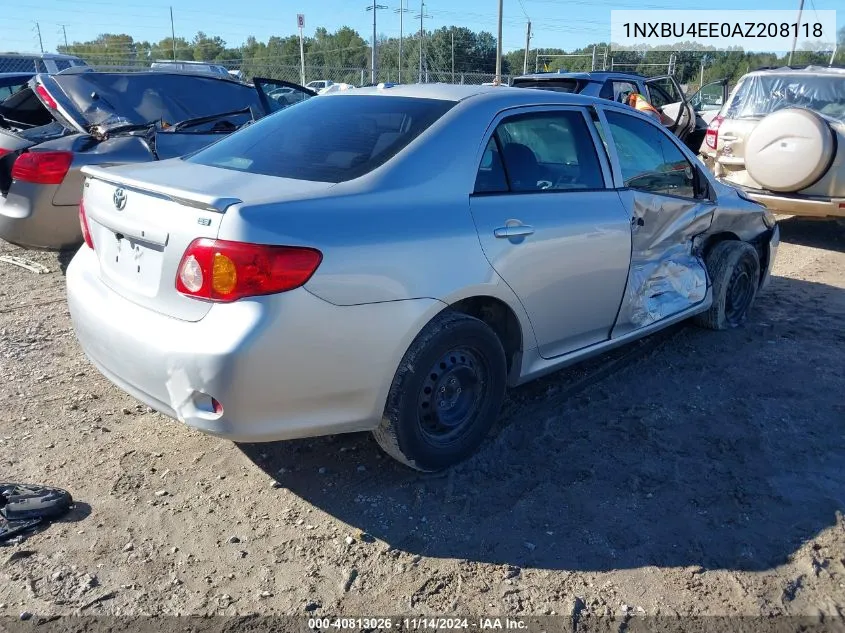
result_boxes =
[99,232,165,296]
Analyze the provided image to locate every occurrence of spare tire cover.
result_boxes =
[744,108,835,192]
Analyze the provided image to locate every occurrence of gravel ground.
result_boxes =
[0,217,843,619]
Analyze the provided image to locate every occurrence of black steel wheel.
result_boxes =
[694,240,761,331]
[373,311,508,471]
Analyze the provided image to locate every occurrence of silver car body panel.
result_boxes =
[67,84,779,442]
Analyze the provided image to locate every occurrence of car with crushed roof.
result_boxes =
[699,65,845,223]
[66,83,779,471]
[0,69,315,250]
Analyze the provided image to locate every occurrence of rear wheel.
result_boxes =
[373,311,507,471]
[694,241,761,330]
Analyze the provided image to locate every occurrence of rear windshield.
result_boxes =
[725,72,845,122]
[187,95,456,183]
[511,78,582,93]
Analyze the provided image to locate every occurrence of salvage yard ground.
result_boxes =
[0,218,844,617]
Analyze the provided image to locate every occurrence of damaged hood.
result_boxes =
[35,71,264,133]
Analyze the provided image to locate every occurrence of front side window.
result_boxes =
[188,95,456,183]
[492,110,605,192]
[604,111,696,199]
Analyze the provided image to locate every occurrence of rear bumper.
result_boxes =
[740,190,845,219]
[66,246,442,442]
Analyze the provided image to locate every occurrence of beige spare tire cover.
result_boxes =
[744,108,835,192]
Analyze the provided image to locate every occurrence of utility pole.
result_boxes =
[34,22,44,54]
[700,58,705,88]
[395,0,410,83]
[297,14,306,85]
[415,0,431,83]
[366,1,388,84]
[451,29,455,83]
[495,0,503,83]
[523,21,531,75]
[787,0,805,66]
[59,25,68,49]
[170,7,176,60]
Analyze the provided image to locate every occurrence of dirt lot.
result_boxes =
[0,217,844,619]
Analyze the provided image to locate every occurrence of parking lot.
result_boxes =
[1,216,843,617]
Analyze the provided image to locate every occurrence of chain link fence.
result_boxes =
[84,59,513,86]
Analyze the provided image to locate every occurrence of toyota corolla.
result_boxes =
[66,84,779,471]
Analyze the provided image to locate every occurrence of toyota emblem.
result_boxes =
[113,188,127,210]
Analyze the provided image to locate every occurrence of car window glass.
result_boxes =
[605,111,696,199]
[474,136,509,193]
[188,95,455,183]
[648,78,680,106]
[601,80,638,104]
[494,111,604,192]
[35,60,47,73]
[53,59,71,71]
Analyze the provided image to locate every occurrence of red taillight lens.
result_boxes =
[79,200,94,250]
[11,151,73,185]
[175,238,322,302]
[35,84,58,110]
[0,148,11,159]
[704,115,724,151]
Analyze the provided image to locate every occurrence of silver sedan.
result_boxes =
[66,84,780,471]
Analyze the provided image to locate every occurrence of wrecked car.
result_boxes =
[699,65,845,223]
[511,71,697,149]
[66,85,779,472]
[0,70,315,250]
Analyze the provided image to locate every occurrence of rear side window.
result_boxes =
[494,111,605,192]
[53,59,72,72]
[188,96,455,183]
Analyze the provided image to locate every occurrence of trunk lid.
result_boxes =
[81,160,334,322]
[41,71,265,133]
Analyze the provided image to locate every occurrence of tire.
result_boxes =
[744,108,835,193]
[694,241,761,331]
[372,311,507,472]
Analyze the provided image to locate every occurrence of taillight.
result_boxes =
[704,115,724,151]
[79,200,94,250]
[175,238,322,302]
[0,148,11,159]
[35,84,58,110]
[11,151,73,185]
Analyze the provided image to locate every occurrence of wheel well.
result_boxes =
[448,296,523,375]
[701,231,768,285]
[700,231,741,259]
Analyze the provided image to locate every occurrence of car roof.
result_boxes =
[745,64,845,77]
[324,81,621,109]
[513,71,644,82]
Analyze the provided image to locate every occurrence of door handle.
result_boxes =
[494,225,535,238]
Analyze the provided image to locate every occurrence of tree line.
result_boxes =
[59,25,845,88]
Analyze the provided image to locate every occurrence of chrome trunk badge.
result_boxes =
[113,188,127,210]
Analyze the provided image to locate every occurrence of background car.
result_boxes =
[0,71,314,250]
[511,70,697,148]
[306,79,334,92]
[699,65,845,223]
[150,59,231,77]
[67,84,778,472]
[0,52,88,74]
